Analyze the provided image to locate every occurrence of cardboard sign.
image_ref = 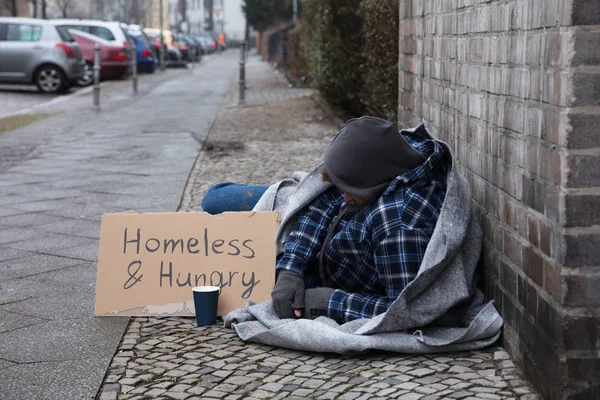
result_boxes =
[95,211,279,316]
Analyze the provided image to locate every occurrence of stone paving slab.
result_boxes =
[0,253,82,280]
[0,309,47,333]
[0,53,241,400]
[0,246,33,262]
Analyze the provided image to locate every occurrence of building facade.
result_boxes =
[145,0,169,29]
[0,0,29,17]
[168,0,244,39]
[221,0,244,40]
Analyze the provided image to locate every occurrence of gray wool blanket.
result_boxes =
[223,124,503,354]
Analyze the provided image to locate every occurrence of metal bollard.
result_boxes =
[159,39,165,71]
[130,42,138,94]
[93,42,100,109]
[190,45,195,69]
[238,41,246,105]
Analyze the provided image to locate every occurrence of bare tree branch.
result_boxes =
[30,0,38,18]
[53,0,74,17]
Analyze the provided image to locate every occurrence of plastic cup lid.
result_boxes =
[192,286,220,292]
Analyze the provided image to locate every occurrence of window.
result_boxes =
[55,26,75,42]
[90,26,115,41]
[65,25,90,33]
[5,24,42,42]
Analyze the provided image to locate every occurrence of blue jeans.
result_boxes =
[202,182,269,214]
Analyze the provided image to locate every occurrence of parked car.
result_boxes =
[205,31,226,51]
[143,28,181,62]
[144,28,173,47]
[68,29,129,86]
[173,34,201,61]
[51,19,129,48]
[127,32,157,73]
[0,17,84,93]
[165,45,182,63]
[172,34,190,61]
[194,34,217,54]
[51,19,131,73]
[188,36,204,58]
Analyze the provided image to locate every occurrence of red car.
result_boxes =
[69,29,129,86]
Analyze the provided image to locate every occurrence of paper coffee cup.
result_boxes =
[192,286,220,326]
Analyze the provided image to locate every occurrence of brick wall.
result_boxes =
[398,1,600,398]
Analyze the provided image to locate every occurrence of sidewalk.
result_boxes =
[97,55,541,400]
[0,53,239,400]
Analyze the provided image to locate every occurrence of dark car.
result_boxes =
[143,29,181,62]
[205,31,226,51]
[195,34,217,54]
[173,34,201,61]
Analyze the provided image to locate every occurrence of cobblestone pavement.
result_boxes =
[97,54,542,400]
[101,318,539,400]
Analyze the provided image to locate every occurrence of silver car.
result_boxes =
[0,17,84,93]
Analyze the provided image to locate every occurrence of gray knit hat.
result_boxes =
[323,116,426,203]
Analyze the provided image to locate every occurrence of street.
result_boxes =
[0,53,238,400]
[0,84,65,117]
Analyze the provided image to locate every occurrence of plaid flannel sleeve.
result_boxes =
[276,188,342,277]
[328,227,430,322]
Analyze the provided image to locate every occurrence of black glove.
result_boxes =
[271,270,305,319]
[304,287,335,319]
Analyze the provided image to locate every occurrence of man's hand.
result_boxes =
[271,270,305,319]
[304,287,335,319]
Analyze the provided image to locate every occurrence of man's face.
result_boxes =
[343,192,370,207]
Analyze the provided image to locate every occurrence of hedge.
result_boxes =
[295,0,399,121]
[359,0,399,121]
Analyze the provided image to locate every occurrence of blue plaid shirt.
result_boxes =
[276,135,447,323]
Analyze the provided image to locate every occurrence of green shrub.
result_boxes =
[301,0,365,116]
[295,0,398,120]
[359,0,399,121]
[287,26,309,83]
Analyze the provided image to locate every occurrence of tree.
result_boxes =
[242,0,275,34]
[54,0,74,17]
[30,0,38,18]
[99,0,148,24]
[243,0,285,53]
[204,0,214,31]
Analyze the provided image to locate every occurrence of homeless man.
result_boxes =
[202,116,447,324]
